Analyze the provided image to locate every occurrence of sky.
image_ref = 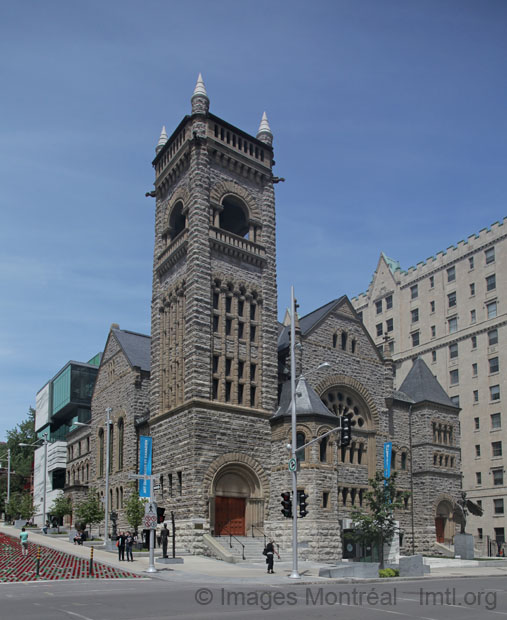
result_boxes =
[1,0,506,440]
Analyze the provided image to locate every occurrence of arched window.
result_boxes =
[120,486,124,509]
[219,196,249,238]
[296,432,306,462]
[401,452,407,470]
[341,332,347,350]
[169,201,185,240]
[109,425,114,474]
[110,488,113,509]
[118,418,124,471]
[332,333,338,348]
[320,436,328,462]
[115,488,119,510]
[98,428,104,477]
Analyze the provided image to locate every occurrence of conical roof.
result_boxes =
[192,73,208,99]
[399,357,457,408]
[273,377,336,420]
[257,111,272,137]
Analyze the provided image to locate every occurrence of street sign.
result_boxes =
[288,458,297,472]
[145,500,158,515]
[143,514,157,529]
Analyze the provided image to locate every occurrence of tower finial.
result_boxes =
[191,73,209,115]
[256,111,273,146]
[155,125,168,154]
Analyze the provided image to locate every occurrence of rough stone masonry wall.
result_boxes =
[90,332,150,532]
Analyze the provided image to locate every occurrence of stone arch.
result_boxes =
[210,181,260,222]
[434,494,457,543]
[164,187,190,235]
[204,453,269,536]
[315,374,379,430]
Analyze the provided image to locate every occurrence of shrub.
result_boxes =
[379,568,399,578]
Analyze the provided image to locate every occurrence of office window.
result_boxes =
[386,318,394,332]
[448,292,457,308]
[474,417,480,430]
[470,310,476,323]
[494,499,504,515]
[432,350,437,363]
[492,441,503,457]
[448,317,458,333]
[431,325,436,338]
[470,282,475,296]
[429,276,434,288]
[385,295,393,310]
[469,256,474,269]
[471,335,477,349]
[376,323,383,337]
[450,395,460,407]
[476,472,482,485]
[489,357,499,374]
[485,247,495,264]
[449,343,458,359]
[375,300,382,314]
[478,528,483,539]
[476,500,483,510]
[410,284,418,299]
[491,413,501,429]
[487,301,497,319]
[449,369,459,385]
[490,385,500,401]
[411,331,420,347]
[475,445,481,457]
[488,329,498,346]
[473,390,479,402]
[493,469,504,486]
[486,274,496,291]
[430,300,435,313]
[447,266,456,282]
[411,308,419,323]
[472,363,478,377]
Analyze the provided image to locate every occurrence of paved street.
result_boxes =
[1,575,506,620]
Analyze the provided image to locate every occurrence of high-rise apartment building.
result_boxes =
[352,218,507,552]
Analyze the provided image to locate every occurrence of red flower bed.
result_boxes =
[0,533,142,582]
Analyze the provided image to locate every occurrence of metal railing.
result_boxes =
[251,524,267,547]
[217,526,245,560]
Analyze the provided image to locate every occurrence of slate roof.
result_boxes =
[278,297,347,351]
[398,357,457,409]
[273,377,336,420]
[112,329,151,372]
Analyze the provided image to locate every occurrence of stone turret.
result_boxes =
[155,126,168,154]
[256,111,273,146]
[191,73,209,115]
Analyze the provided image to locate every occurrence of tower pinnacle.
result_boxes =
[256,111,273,146]
[156,125,168,154]
[191,73,209,115]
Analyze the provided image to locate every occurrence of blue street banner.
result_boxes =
[139,436,152,498]
[383,442,392,481]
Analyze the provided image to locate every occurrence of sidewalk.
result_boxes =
[2,524,507,585]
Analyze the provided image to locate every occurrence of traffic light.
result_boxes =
[299,492,309,518]
[157,507,166,524]
[281,492,292,518]
[340,414,352,446]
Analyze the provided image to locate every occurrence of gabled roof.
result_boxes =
[398,357,457,409]
[278,297,348,351]
[112,329,151,372]
[381,252,402,274]
[273,377,336,421]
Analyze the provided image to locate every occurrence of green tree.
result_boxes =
[1,408,37,515]
[125,486,147,534]
[49,495,73,532]
[74,489,104,537]
[6,491,35,521]
[351,471,409,569]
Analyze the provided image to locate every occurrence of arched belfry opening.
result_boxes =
[210,462,264,536]
[219,195,249,238]
[169,201,186,240]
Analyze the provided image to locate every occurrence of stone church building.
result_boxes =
[89,76,461,560]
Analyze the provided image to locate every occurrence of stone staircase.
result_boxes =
[215,535,292,563]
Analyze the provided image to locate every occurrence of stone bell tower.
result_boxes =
[149,75,279,550]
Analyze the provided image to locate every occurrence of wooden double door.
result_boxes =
[215,496,246,536]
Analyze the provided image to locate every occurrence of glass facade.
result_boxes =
[52,363,98,417]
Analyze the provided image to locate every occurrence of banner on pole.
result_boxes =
[383,441,392,481]
[139,436,152,498]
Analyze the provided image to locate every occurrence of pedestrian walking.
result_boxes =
[19,527,29,556]
[125,531,134,562]
[263,539,279,574]
[117,531,126,561]
[160,523,169,558]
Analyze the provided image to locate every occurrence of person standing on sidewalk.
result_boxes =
[19,527,29,556]
[117,531,126,561]
[264,539,280,574]
[125,532,134,562]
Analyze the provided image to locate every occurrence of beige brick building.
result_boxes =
[352,218,507,552]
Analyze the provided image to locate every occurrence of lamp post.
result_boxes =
[0,449,11,518]
[20,434,48,527]
[288,286,332,578]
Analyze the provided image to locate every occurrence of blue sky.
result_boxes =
[1,0,506,440]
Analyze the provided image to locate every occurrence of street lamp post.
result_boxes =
[0,449,11,517]
[104,407,112,549]
[289,286,299,579]
[20,434,48,527]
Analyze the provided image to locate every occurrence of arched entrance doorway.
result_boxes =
[435,499,455,543]
[210,463,264,537]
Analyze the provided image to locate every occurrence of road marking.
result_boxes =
[58,610,95,620]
